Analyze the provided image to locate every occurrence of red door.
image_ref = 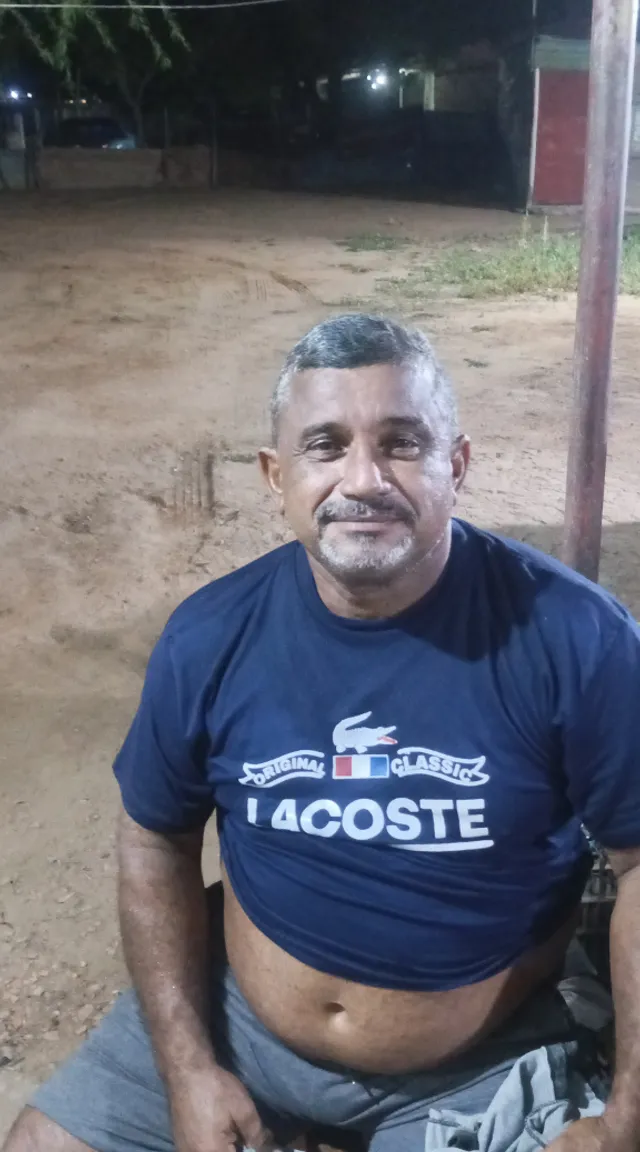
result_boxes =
[534,70,590,205]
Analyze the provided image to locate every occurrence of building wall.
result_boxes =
[531,36,640,210]
[628,160,640,213]
[39,148,162,190]
[497,39,536,210]
[533,69,589,205]
[0,147,290,193]
[627,71,640,212]
[0,150,27,189]
[434,65,499,114]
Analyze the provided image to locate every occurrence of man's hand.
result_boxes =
[169,1065,279,1152]
[546,1116,635,1152]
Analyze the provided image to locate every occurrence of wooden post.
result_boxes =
[562,0,639,579]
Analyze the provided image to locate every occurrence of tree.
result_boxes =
[1,0,187,143]
[157,3,298,160]
[69,7,188,145]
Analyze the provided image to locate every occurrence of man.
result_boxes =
[5,314,640,1152]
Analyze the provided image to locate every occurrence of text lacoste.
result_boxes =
[239,751,326,788]
[246,795,494,852]
[391,749,489,787]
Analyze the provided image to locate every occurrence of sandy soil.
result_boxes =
[1,189,640,1134]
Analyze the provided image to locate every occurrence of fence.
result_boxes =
[0,146,288,192]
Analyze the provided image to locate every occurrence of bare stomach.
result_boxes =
[221,875,577,1076]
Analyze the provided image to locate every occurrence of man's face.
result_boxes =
[260,362,469,585]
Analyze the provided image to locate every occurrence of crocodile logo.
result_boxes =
[333,712,398,755]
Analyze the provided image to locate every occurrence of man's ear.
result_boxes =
[259,448,284,502]
[452,435,470,496]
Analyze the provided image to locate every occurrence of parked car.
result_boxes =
[52,117,136,150]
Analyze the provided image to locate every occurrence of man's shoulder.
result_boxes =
[457,519,635,652]
[164,541,297,653]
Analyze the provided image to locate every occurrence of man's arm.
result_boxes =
[548,609,640,1151]
[118,809,274,1152]
[118,809,214,1083]
[546,847,640,1152]
[113,627,278,1151]
[599,847,640,1145]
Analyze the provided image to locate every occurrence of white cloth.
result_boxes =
[423,1043,605,1151]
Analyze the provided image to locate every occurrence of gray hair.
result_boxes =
[271,314,459,444]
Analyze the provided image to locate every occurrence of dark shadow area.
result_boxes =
[490,522,640,620]
[293,109,518,209]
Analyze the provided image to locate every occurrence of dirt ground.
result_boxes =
[1,189,640,1134]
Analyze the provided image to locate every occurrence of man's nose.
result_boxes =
[339,443,389,499]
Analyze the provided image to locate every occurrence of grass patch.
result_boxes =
[338,232,411,253]
[378,228,640,302]
[335,294,371,309]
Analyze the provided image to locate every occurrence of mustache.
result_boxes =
[316,497,416,526]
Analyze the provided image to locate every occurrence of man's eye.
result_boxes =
[385,437,421,457]
[307,439,342,456]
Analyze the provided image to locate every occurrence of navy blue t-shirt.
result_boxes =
[114,520,640,991]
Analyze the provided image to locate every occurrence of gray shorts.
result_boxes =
[31,965,597,1152]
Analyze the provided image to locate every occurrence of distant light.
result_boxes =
[81,98,87,105]
[370,75,388,91]
[9,89,20,100]
[26,92,33,99]
[368,69,389,91]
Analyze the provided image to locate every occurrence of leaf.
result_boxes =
[6,0,188,76]
[11,9,56,68]
[157,0,189,52]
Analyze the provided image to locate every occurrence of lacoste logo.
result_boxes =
[239,751,325,788]
[331,712,397,780]
[391,750,489,787]
[332,712,398,755]
[238,713,489,792]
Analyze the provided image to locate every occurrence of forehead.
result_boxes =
[283,362,438,433]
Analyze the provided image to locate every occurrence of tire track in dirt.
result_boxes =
[206,254,318,304]
[171,442,216,524]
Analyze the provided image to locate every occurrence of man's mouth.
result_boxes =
[327,517,405,530]
[317,501,415,531]
[331,516,404,524]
